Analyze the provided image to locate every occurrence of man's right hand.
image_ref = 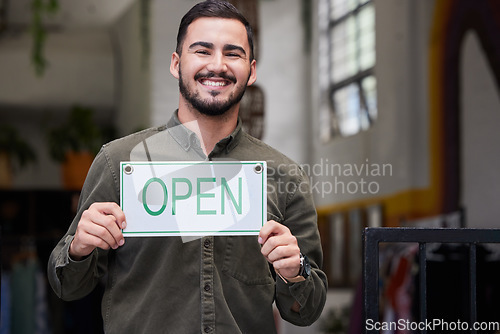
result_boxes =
[69,202,126,261]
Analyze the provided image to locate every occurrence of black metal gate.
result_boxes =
[363,227,500,333]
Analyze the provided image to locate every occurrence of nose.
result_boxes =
[206,52,228,74]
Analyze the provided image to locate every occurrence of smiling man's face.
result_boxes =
[171,17,256,117]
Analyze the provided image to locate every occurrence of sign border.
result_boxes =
[120,161,266,236]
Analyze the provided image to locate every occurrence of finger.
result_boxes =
[266,243,300,263]
[258,220,286,245]
[92,202,127,229]
[260,233,297,259]
[83,222,123,250]
[272,254,301,272]
[71,228,112,259]
[76,228,113,251]
[82,208,125,246]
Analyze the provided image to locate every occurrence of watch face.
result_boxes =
[304,258,311,277]
[304,260,311,277]
[302,255,311,278]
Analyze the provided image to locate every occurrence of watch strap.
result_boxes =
[276,271,306,284]
[276,252,309,284]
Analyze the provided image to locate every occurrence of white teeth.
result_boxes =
[202,80,227,87]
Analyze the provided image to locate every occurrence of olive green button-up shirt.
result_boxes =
[48,111,327,333]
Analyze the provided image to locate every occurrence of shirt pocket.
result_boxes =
[222,236,274,286]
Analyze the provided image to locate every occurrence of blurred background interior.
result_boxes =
[1,0,500,333]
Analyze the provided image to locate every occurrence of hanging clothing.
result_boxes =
[11,258,37,334]
[0,273,11,334]
[9,257,51,334]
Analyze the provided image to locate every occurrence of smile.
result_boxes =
[200,79,230,87]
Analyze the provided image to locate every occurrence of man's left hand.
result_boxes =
[258,220,301,280]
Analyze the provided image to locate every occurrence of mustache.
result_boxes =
[194,72,237,83]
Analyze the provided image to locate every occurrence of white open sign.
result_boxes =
[120,161,267,237]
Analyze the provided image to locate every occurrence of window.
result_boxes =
[318,0,376,141]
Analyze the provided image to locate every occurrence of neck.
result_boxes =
[177,99,239,155]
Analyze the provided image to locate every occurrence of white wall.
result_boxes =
[461,32,500,228]
[113,0,151,135]
[149,0,196,127]
[258,0,309,164]
[0,30,114,110]
[310,0,435,208]
[308,0,500,228]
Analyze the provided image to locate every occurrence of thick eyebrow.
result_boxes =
[188,41,214,50]
[223,44,246,56]
[188,41,246,56]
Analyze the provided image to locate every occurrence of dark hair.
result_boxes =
[176,0,254,61]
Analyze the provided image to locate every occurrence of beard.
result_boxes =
[178,65,249,117]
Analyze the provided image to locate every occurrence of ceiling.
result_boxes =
[5,0,137,29]
[0,0,137,114]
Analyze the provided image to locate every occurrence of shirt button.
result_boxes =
[204,283,211,292]
[204,239,211,248]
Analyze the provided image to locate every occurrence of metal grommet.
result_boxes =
[124,164,134,175]
[254,163,263,174]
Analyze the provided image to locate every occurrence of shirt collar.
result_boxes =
[167,110,243,154]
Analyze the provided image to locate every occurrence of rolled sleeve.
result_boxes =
[48,234,101,301]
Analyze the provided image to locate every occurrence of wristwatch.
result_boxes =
[277,253,311,283]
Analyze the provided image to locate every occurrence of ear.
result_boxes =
[170,52,180,79]
[247,59,257,86]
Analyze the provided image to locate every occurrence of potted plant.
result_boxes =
[47,105,115,190]
[0,125,37,188]
[319,306,351,334]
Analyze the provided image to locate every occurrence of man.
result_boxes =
[48,1,327,333]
